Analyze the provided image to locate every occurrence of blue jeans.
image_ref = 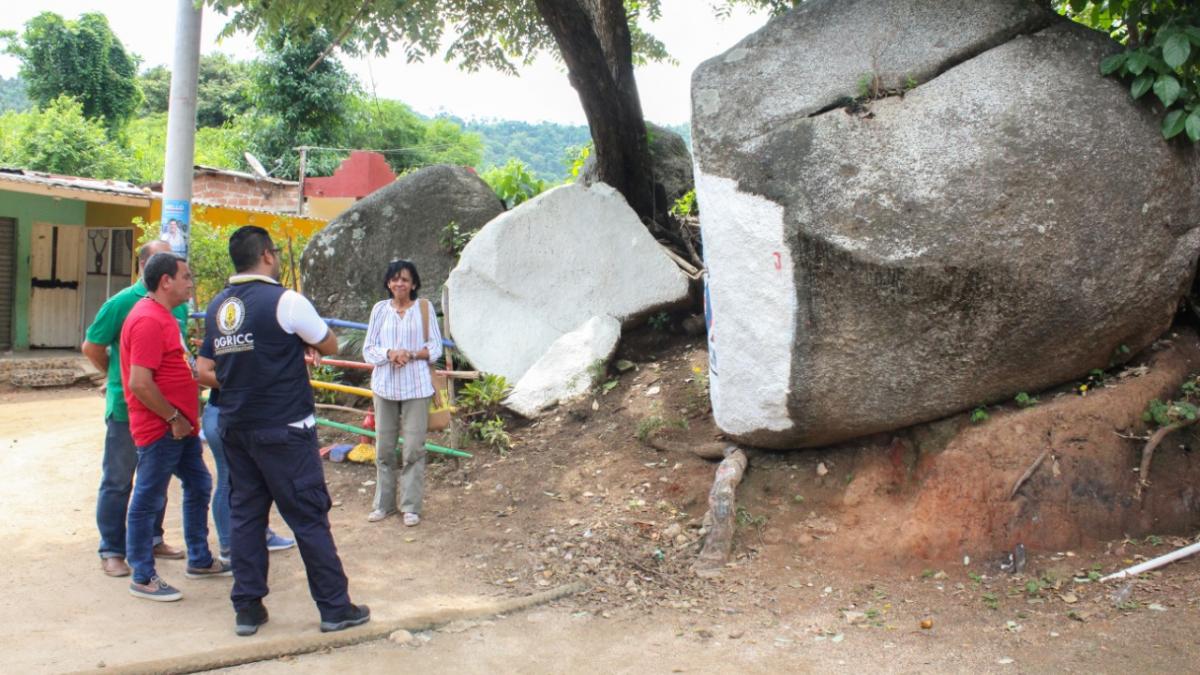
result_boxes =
[203,403,232,551]
[96,417,165,558]
[205,403,278,552]
[126,433,214,584]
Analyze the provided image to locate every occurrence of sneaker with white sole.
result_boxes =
[367,509,393,523]
[129,576,182,602]
[265,532,296,552]
[403,512,420,527]
[217,549,231,564]
[185,560,233,579]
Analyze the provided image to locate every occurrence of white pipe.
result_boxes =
[1100,540,1200,582]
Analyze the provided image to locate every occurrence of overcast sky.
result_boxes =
[0,1,771,125]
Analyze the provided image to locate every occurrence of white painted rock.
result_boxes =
[447,182,689,383]
[505,315,621,417]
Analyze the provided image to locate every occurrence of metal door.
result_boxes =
[29,222,84,348]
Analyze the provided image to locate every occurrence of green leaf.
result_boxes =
[1154,75,1181,108]
[1186,112,1200,143]
[1186,27,1200,47]
[1099,52,1127,75]
[1163,34,1191,69]
[1131,74,1154,99]
[1126,51,1150,75]
[1069,0,1087,13]
[1163,110,1187,139]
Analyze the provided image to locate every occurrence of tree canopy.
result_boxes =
[139,53,254,127]
[1057,1,1200,141]
[3,12,141,134]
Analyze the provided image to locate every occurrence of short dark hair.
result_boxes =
[144,252,182,291]
[382,259,421,300]
[228,225,273,272]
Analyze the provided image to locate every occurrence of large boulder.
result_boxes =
[579,122,694,209]
[505,315,621,417]
[447,182,690,384]
[302,165,503,321]
[692,0,1200,448]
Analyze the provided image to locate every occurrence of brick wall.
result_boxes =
[193,174,300,212]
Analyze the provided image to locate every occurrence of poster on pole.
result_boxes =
[160,199,191,260]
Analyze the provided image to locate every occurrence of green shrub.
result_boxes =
[481,159,547,209]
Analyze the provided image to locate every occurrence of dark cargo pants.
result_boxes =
[222,424,352,621]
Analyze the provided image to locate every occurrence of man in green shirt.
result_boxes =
[82,239,190,577]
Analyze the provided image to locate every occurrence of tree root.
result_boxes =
[93,583,585,675]
[1135,418,1199,503]
[1008,448,1051,501]
[693,447,748,577]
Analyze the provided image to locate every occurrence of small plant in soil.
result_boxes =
[1014,392,1038,408]
[636,415,666,442]
[735,506,767,529]
[648,312,671,332]
[970,407,990,424]
[457,373,513,452]
[686,365,710,414]
[981,592,999,610]
[470,415,512,455]
[587,358,620,395]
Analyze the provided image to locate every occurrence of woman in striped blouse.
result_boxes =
[362,259,444,526]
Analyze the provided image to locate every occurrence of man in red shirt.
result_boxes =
[121,252,229,601]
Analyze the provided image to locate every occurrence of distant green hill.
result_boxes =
[456,118,693,182]
[0,76,30,113]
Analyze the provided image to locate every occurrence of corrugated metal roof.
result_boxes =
[0,167,151,200]
[193,164,298,187]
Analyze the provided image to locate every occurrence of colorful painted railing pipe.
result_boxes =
[315,417,472,458]
[310,379,373,398]
[306,356,374,371]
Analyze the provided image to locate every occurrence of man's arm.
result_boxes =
[196,356,219,389]
[279,290,339,355]
[128,365,194,438]
[81,340,109,373]
[311,328,338,356]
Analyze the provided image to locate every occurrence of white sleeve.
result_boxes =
[277,290,330,344]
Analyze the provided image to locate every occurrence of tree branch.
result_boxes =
[306,0,372,73]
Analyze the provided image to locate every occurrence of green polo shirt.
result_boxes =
[84,279,190,422]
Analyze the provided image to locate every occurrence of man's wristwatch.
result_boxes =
[165,409,180,424]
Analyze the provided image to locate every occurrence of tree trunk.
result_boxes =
[533,0,658,225]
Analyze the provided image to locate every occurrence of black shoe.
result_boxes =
[235,602,269,637]
[319,604,370,632]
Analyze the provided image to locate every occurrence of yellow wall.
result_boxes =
[306,197,356,220]
[148,201,328,238]
[86,202,150,229]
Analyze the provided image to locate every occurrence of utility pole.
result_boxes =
[161,0,202,261]
[295,146,308,216]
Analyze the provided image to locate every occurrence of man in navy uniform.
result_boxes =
[197,225,369,636]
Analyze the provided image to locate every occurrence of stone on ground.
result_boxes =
[505,315,621,417]
[301,165,503,321]
[692,0,1200,448]
[447,182,689,383]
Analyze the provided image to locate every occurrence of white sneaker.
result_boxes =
[367,509,393,523]
[402,513,420,527]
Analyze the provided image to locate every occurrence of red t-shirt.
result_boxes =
[120,297,199,446]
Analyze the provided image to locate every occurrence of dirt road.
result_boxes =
[4,391,1199,673]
